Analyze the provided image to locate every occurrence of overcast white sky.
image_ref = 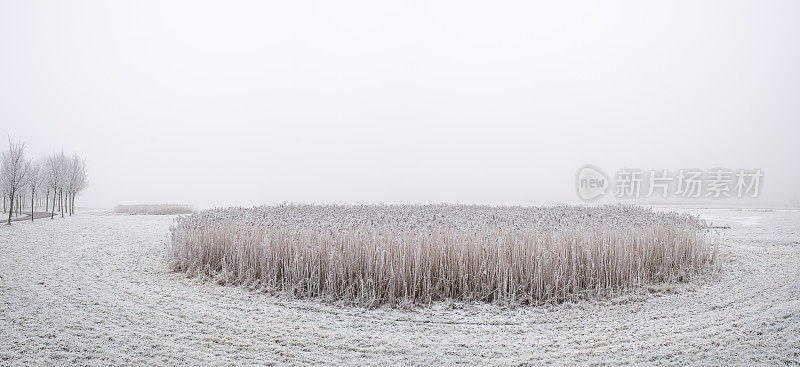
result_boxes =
[1,1,799,209]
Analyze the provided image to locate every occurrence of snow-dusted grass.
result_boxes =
[2,210,798,365]
[115,204,195,215]
[168,205,717,307]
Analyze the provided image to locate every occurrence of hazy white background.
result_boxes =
[1,1,799,209]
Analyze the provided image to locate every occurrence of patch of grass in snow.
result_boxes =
[114,204,195,215]
[168,204,718,307]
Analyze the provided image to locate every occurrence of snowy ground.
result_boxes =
[3,211,53,223]
[1,208,798,366]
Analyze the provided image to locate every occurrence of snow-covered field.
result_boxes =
[1,208,798,366]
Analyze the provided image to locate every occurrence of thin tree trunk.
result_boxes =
[51,189,56,219]
[31,189,34,221]
[6,193,13,225]
[45,190,49,212]
[60,189,64,218]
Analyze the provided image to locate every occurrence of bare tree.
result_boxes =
[1,139,31,225]
[45,152,65,220]
[2,144,87,223]
[27,162,42,221]
[1,178,7,213]
[67,154,87,215]
[44,186,50,212]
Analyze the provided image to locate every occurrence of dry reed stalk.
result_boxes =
[168,205,717,307]
[115,204,195,215]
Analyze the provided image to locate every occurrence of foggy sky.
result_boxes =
[2,1,799,209]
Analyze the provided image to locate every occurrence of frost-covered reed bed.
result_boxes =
[115,204,195,215]
[168,205,717,307]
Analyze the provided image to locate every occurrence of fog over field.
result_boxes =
[2,1,799,209]
[2,1,800,366]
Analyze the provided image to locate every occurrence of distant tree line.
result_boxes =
[1,139,88,225]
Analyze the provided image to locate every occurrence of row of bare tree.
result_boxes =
[1,139,88,225]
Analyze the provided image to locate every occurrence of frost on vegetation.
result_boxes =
[168,204,718,307]
[115,204,195,215]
